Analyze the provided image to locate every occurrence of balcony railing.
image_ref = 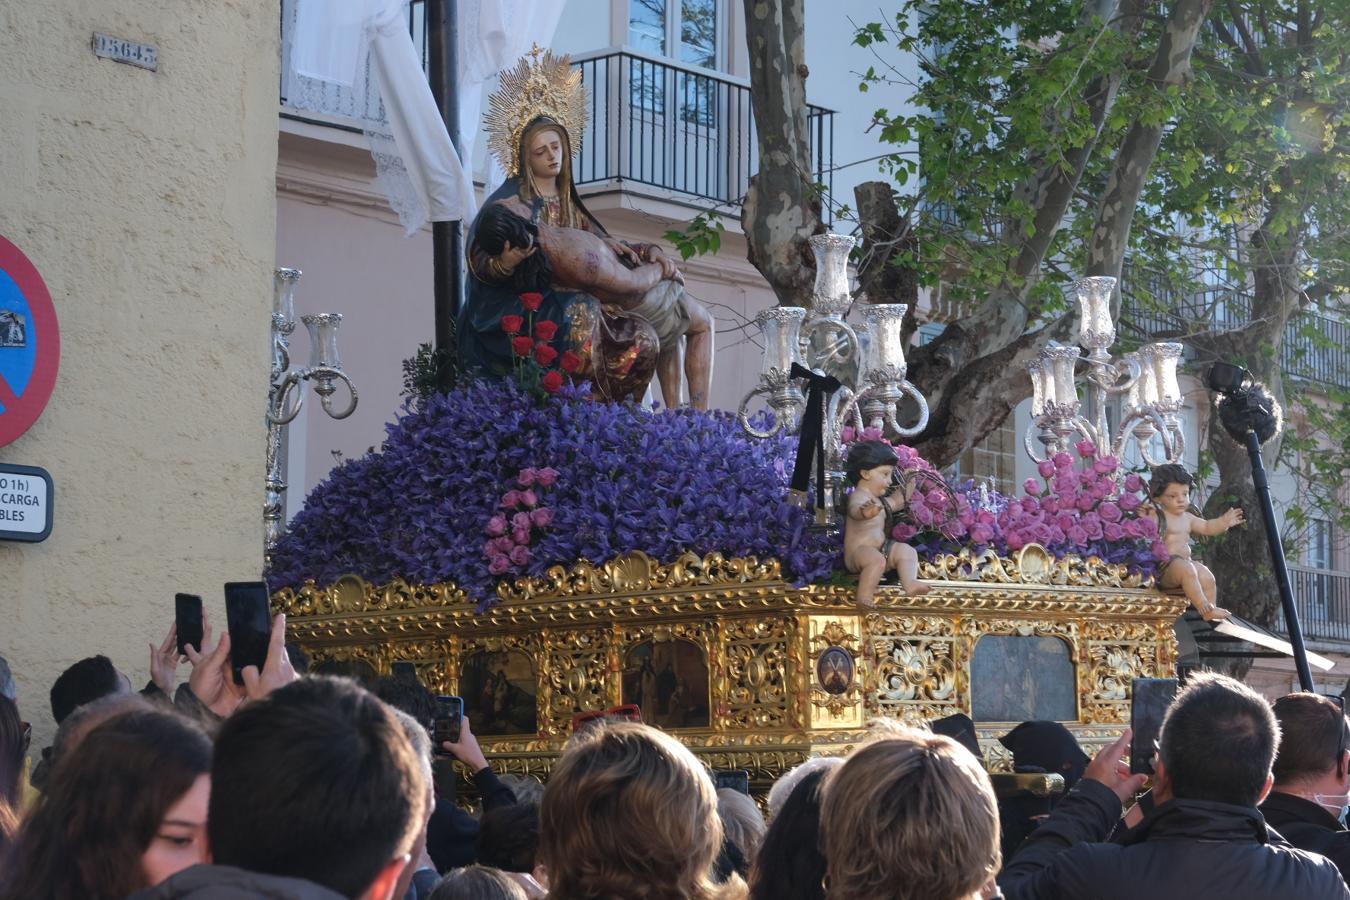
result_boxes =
[279,2,835,219]
[1119,264,1350,388]
[1273,565,1350,644]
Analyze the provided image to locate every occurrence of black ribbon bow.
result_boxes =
[789,362,842,511]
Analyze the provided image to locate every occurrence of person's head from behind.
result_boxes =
[478,802,540,874]
[749,768,831,900]
[0,696,24,850]
[50,654,130,724]
[1156,670,1278,808]
[766,757,843,819]
[539,721,729,900]
[820,728,999,900]
[0,708,211,900]
[1270,692,1349,804]
[428,865,527,900]
[209,676,431,900]
[717,788,766,873]
[371,674,439,735]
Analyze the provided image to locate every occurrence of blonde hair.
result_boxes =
[539,721,744,900]
[820,728,1000,900]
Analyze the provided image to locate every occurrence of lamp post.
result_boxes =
[1024,276,1185,467]
[738,233,930,516]
[265,268,358,563]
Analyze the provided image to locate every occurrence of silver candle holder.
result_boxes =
[1025,276,1184,466]
[738,233,931,518]
[265,267,359,563]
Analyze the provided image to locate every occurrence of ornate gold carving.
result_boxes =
[866,614,960,724]
[919,544,1154,589]
[722,617,795,730]
[497,551,782,604]
[539,628,613,737]
[1081,619,1168,724]
[808,617,863,727]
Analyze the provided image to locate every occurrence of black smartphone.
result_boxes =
[175,593,204,657]
[434,695,464,746]
[224,581,272,685]
[714,769,751,795]
[392,661,418,682]
[1130,677,1179,775]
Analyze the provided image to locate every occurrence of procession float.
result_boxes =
[265,50,1201,793]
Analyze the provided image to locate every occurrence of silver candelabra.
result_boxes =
[265,267,358,562]
[738,233,930,516]
[1024,276,1184,466]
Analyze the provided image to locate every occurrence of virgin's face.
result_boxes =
[527,129,564,181]
[141,774,210,887]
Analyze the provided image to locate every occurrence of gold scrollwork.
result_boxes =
[722,617,795,730]
[539,627,613,737]
[919,544,1153,589]
[866,614,960,724]
[497,551,783,603]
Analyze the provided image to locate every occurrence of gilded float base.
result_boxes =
[273,546,1184,784]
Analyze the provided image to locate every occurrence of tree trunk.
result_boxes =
[740,0,823,308]
[854,181,919,337]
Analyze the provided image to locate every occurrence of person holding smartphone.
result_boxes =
[425,714,519,873]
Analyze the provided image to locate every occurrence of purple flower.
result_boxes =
[530,507,554,527]
[488,554,511,575]
[502,490,522,509]
[490,536,514,554]
[1098,501,1122,523]
[520,489,538,508]
[1075,439,1098,458]
[511,527,532,546]
[511,511,533,531]
[1053,451,1074,471]
[517,468,537,487]
[485,514,507,536]
[1067,525,1089,545]
[1120,493,1142,511]
[1022,477,1041,497]
[1037,459,1056,478]
[1124,473,1144,493]
[1094,456,1118,474]
[1103,522,1125,541]
[509,544,531,566]
[535,467,559,487]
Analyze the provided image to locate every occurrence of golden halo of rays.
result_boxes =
[485,44,589,179]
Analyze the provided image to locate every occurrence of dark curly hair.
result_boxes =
[476,203,555,293]
[1148,463,1194,499]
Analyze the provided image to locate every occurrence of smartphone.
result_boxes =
[392,661,418,682]
[175,593,204,657]
[715,769,751,795]
[1130,677,1179,775]
[224,581,272,685]
[434,695,464,746]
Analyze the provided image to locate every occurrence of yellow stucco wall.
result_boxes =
[0,2,278,747]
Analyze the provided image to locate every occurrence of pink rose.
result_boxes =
[1098,501,1122,523]
[1123,473,1144,493]
[976,509,995,526]
[1020,497,1040,515]
[516,468,536,487]
[1037,459,1056,479]
[485,514,507,536]
[512,527,532,546]
[840,426,857,443]
[1136,516,1159,538]
[1041,496,1060,515]
[1075,439,1098,458]
[509,544,531,566]
[1103,522,1125,541]
[1152,540,1171,562]
[1053,476,1077,496]
[970,524,995,544]
[1006,531,1027,550]
[520,489,538,508]
[511,511,533,531]
[1057,514,1075,532]
[1081,517,1104,541]
[502,490,522,509]
[1046,526,1066,545]
[1023,478,1042,497]
[530,507,553,527]
[535,467,559,487]
[491,536,514,554]
[1053,451,1075,471]
[1120,493,1142,511]
[488,554,511,575]
[1067,525,1089,546]
[864,427,886,443]
[891,522,918,541]
[1094,457,1118,474]
[1076,494,1096,512]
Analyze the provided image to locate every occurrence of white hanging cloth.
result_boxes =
[287,0,475,235]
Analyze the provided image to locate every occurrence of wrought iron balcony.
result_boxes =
[1119,263,1350,389]
[279,1,836,219]
[1273,565,1350,645]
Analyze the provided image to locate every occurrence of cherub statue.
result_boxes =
[1146,463,1245,621]
[841,440,930,607]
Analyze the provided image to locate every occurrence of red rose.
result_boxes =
[501,314,524,335]
[534,319,559,341]
[511,336,534,357]
[520,292,544,311]
[542,370,564,393]
[561,350,583,374]
[535,344,559,366]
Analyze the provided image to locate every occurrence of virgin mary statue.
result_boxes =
[458,48,672,402]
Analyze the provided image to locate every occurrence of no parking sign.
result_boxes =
[0,234,60,448]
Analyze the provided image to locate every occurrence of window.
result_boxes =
[628,0,721,126]
[1305,518,1333,621]
[953,416,1017,496]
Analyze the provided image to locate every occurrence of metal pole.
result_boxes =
[1245,429,1315,691]
[427,0,462,382]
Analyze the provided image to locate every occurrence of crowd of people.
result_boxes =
[3,620,1350,900]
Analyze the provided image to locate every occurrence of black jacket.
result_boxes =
[1262,791,1350,882]
[425,766,518,872]
[129,864,346,900]
[999,778,1349,900]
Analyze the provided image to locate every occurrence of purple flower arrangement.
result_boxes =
[266,378,840,610]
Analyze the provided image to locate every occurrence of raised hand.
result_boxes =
[1083,728,1149,803]
[150,623,181,694]
[241,613,298,701]
[185,629,243,718]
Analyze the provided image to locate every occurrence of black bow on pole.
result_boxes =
[789,362,842,511]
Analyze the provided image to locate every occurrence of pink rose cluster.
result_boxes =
[481,466,559,576]
[840,427,969,545]
[999,440,1165,562]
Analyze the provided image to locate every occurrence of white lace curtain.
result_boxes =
[285,0,564,235]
